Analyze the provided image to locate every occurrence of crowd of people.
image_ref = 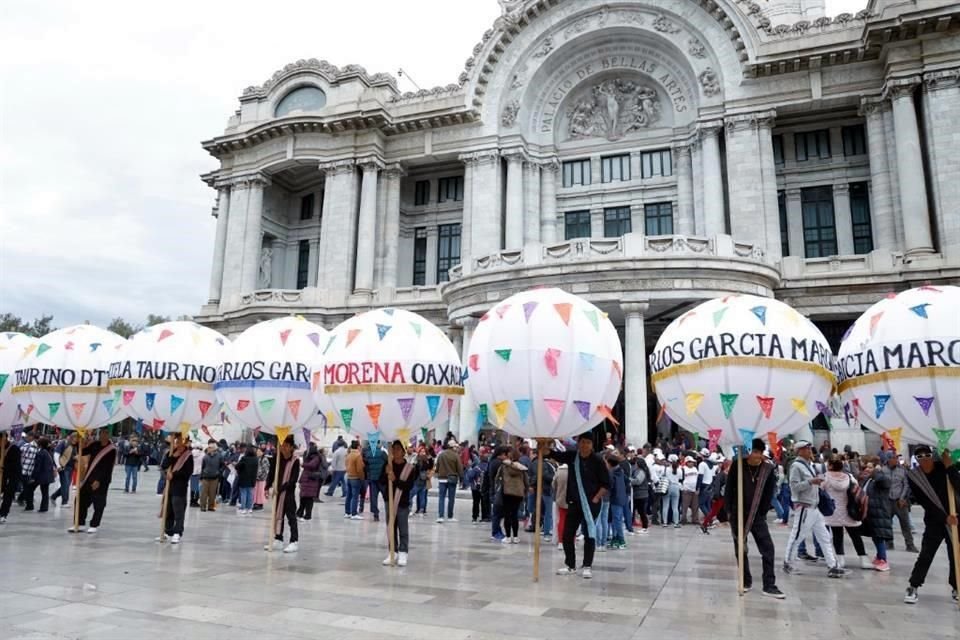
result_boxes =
[0,426,957,606]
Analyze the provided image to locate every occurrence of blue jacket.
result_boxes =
[608,466,629,508]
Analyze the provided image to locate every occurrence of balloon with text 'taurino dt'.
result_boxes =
[837,285,960,455]
[0,332,37,431]
[215,316,327,436]
[108,321,228,434]
[650,294,835,449]
[316,308,463,444]
[466,288,623,440]
[12,325,126,432]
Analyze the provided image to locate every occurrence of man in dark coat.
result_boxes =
[726,438,784,599]
[265,435,300,553]
[0,435,22,523]
[69,428,116,534]
[159,434,193,544]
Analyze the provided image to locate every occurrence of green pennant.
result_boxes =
[494,349,512,362]
[952,449,960,465]
[932,428,955,453]
[340,408,354,432]
[720,393,739,420]
[259,398,275,412]
[420,427,429,443]
[582,309,599,331]
[48,402,61,418]
[36,343,52,357]
[0,373,7,393]
[713,307,728,328]
[323,334,336,355]
[410,322,422,338]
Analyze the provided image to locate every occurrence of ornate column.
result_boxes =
[457,317,479,442]
[725,111,780,260]
[923,69,960,252]
[317,159,358,303]
[757,113,782,263]
[786,188,804,258]
[833,183,854,255]
[673,144,695,235]
[504,149,526,250]
[447,326,463,438]
[379,163,404,292]
[458,154,475,273]
[699,122,725,236]
[240,174,270,294]
[690,139,705,235]
[523,159,541,244]
[859,97,896,251]
[207,183,231,303]
[885,77,934,255]
[622,302,649,446]
[425,226,439,286]
[468,150,502,258]
[307,238,320,287]
[354,157,383,294]
[539,158,559,245]
[220,181,250,303]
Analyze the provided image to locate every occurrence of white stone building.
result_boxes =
[196,0,960,446]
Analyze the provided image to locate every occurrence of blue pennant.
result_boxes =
[376,324,391,341]
[750,306,767,325]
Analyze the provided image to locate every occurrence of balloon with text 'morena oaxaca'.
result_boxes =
[12,325,127,432]
[837,285,960,456]
[650,294,835,450]
[214,316,327,439]
[0,332,37,431]
[316,308,463,445]
[465,288,623,440]
[108,321,228,434]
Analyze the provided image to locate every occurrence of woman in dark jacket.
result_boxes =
[860,460,892,572]
[234,445,259,514]
[297,444,323,520]
[32,437,56,513]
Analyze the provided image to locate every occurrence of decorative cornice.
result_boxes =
[883,75,921,101]
[785,188,802,199]
[357,156,386,172]
[924,68,960,92]
[501,147,528,163]
[621,301,650,316]
[697,119,724,138]
[858,95,889,118]
[724,109,776,134]
[223,173,271,190]
[833,183,850,196]
[459,149,500,166]
[318,159,357,176]
[384,163,406,179]
[537,156,561,172]
[241,58,397,100]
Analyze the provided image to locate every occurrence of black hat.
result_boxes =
[914,444,933,456]
[751,438,765,453]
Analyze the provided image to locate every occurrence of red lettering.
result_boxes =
[336,363,349,384]
[374,362,388,383]
[348,362,360,384]
[390,362,405,384]
[361,362,373,384]
[324,364,337,385]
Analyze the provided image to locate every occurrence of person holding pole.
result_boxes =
[265,435,300,553]
[68,428,116,534]
[0,435,22,524]
[158,434,193,544]
[725,438,784,599]
[382,440,416,567]
[903,445,960,605]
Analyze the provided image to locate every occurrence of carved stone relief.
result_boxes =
[698,68,721,97]
[501,100,520,127]
[258,246,273,289]
[532,36,554,58]
[652,14,680,34]
[688,38,706,59]
[567,78,662,141]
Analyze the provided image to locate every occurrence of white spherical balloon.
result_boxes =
[12,325,126,431]
[317,308,462,443]
[0,332,36,430]
[466,288,623,440]
[215,316,327,435]
[650,294,834,447]
[108,321,228,433]
[838,285,960,452]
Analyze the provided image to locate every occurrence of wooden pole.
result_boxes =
[947,479,960,612]
[73,432,84,532]
[533,439,547,582]
[158,470,171,541]
[266,449,283,551]
[737,450,745,596]
[387,476,396,565]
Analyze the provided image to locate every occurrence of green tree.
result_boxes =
[145,314,170,326]
[0,313,55,337]
[106,317,138,339]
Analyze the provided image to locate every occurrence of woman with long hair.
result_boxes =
[661,455,683,527]
[498,447,528,544]
[631,456,651,533]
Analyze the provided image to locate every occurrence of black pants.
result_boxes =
[0,481,16,517]
[732,517,777,590]
[831,525,866,557]
[78,488,107,527]
[297,496,315,520]
[563,500,602,569]
[634,497,649,529]
[25,481,50,511]
[276,496,298,542]
[502,494,522,537]
[165,495,186,536]
[471,489,482,521]
[909,522,957,590]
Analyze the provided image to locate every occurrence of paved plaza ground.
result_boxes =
[0,469,957,640]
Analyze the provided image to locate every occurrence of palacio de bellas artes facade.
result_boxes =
[195,0,960,448]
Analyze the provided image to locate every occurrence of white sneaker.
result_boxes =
[382,555,394,566]
[343,514,351,519]
[582,567,593,579]
[436,517,444,523]
[0,517,6,524]
[264,540,283,551]
[859,556,873,570]
[447,517,458,523]
[640,528,648,535]
[171,534,181,544]
[283,542,298,553]
[351,515,362,520]
[86,527,98,534]
[556,566,576,576]
[67,526,85,533]
[511,537,520,544]
[397,552,408,566]
[557,543,564,551]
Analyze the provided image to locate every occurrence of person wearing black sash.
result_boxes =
[265,435,300,553]
[158,434,193,544]
[68,428,116,534]
[0,436,21,524]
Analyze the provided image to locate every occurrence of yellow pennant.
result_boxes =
[493,400,509,428]
[179,421,191,435]
[685,392,704,416]
[790,398,808,416]
[886,427,903,453]
[396,427,411,443]
[275,426,292,443]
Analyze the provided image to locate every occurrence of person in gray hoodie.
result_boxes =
[782,441,843,579]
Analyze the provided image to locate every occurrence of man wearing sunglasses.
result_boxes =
[903,445,959,605]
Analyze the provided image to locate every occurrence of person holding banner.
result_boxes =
[382,440,417,567]
[68,429,116,534]
[903,445,960,605]
[265,435,300,553]
[159,434,193,544]
[0,437,22,524]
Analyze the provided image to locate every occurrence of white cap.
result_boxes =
[655,453,666,461]
[653,448,663,456]
[605,444,616,451]
[700,448,710,457]
[708,453,721,463]
[667,454,679,463]
[684,456,696,463]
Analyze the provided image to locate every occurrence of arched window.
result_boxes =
[274,86,326,117]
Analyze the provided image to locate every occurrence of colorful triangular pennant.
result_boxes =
[874,394,891,419]
[544,348,561,377]
[236,399,250,411]
[376,324,391,341]
[36,343,51,357]
[279,329,292,345]
[477,403,489,428]
[909,304,929,319]
[340,408,354,432]
[48,402,60,418]
[514,399,531,425]
[157,329,174,342]
[259,398,275,412]
[198,400,212,417]
[544,398,565,422]
[712,307,728,328]
[869,312,883,337]
[582,308,599,331]
[932,428,955,453]
[425,395,440,421]
[71,403,86,420]
[287,399,301,420]
[597,404,619,426]
[123,390,135,406]
[170,395,184,414]
[573,400,590,421]
[346,329,362,347]
[397,397,414,422]
[685,392,704,416]
[410,322,422,338]
[306,332,320,347]
[323,334,336,355]
[791,398,809,417]
[494,348,512,362]
[553,303,572,326]
[0,374,7,393]
[720,393,739,420]
[914,396,934,416]
[366,403,382,428]
[579,352,595,371]
[145,392,155,411]
[468,353,480,371]
[750,306,767,325]
[523,301,538,322]
[493,400,509,427]
[495,304,511,319]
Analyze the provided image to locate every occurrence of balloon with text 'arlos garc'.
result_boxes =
[316,308,462,444]
[0,332,37,431]
[108,321,228,434]
[466,288,623,440]
[837,285,960,454]
[12,325,126,431]
[214,316,327,436]
[650,295,835,447]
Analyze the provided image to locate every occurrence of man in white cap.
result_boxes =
[698,448,716,518]
[782,441,843,579]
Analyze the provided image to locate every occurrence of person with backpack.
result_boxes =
[782,441,843,579]
[823,456,869,572]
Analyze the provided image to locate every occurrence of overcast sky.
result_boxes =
[0,0,867,328]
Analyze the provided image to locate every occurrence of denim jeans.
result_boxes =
[239,486,254,511]
[662,486,680,525]
[490,496,503,538]
[541,493,554,536]
[771,494,787,522]
[124,465,139,492]
[414,481,428,513]
[52,468,72,504]
[699,485,713,515]
[345,478,363,516]
[438,481,456,519]
[595,500,610,546]
[366,479,381,517]
[610,503,626,542]
[873,537,887,561]
[325,470,346,497]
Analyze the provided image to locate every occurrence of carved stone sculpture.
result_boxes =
[698,68,721,97]
[567,78,662,141]
[501,100,520,127]
[258,246,273,289]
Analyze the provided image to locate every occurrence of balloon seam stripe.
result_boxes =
[837,366,960,393]
[107,379,212,390]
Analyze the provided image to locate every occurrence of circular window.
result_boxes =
[274,86,327,117]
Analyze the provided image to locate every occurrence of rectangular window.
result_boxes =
[436,223,461,283]
[601,154,630,183]
[296,240,309,289]
[795,130,831,162]
[437,176,464,202]
[849,182,873,254]
[842,125,867,157]
[644,202,673,235]
[801,186,837,258]
[772,135,785,165]
[414,180,430,206]
[299,193,314,220]
[562,159,591,187]
[640,149,672,178]
[603,206,632,238]
[778,190,789,257]
[412,227,427,286]
[564,210,591,240]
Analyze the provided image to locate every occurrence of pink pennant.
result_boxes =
[279,329,292,346]
[707,428,722,452]
[446,397,454,415]
[201,425,212,439]
[198,400,212,417]
[122,390,136,406]
[543,398,565,422]
[312,371,322,391]
[287,399,301,420]
[612,361,622,380]
[597,404,619,426]
[544,348,561,377]
[468,354,480,372]
[64,341,74,351]
[756,396,774,419]
[237,399,250,411]
[71,403,86,420]
[152,418,166,430]
[495,304,511,319]
[869,312,883,337]
[157,329,174,342]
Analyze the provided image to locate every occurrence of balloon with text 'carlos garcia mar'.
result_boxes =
[0,332,38,431]
[11,325,126,431]
[214,316,327,436]
[466,288,623,440]
[107,321,228,434]
[650,294,835,448]
[837,285,960,454]
[316,307,462,444]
